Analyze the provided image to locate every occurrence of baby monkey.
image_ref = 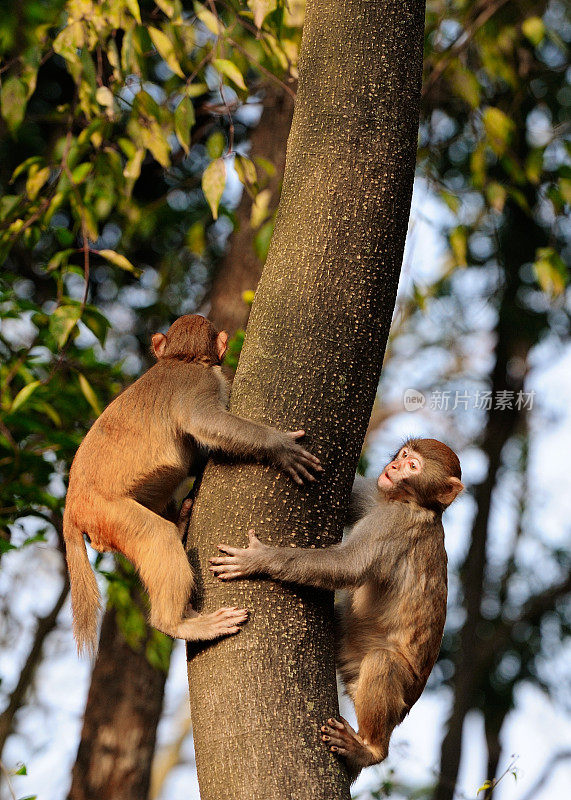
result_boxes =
[64,314,321,655]
[210,438,462,779]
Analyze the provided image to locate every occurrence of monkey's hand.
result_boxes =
[321,717,378,770]
[277,430,323,485]
[209,530,268,580]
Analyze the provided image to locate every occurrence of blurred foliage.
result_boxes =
[0,0,304,552]
[0,0,569,792]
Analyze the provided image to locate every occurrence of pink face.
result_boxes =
[377,445,424,489]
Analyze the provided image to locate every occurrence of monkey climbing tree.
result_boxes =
[185,1,426,797]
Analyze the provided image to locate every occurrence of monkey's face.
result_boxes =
[378,439,464,510]
[377,445,423,490]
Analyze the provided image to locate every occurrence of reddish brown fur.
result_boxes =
[210,437,463,779]
[64,315,321,656]
[158,314,222,365]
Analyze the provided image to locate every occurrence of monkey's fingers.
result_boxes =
[321,728,350,756]
[210,567,244,580]
[286,466,304,485]
[286,430,306,440]
[209,555,239,565]
[215,544,244,556]
[290,462,317,483]
[321,718,364,757]
[295,447,323,469]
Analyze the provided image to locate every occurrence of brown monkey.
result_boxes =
[210,438,462,779]
[64,314,322,655]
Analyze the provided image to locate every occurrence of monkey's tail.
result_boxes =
[63,510,101,658]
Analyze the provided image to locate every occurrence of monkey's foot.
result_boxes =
[321,717,380,772]
[176,607,248,641]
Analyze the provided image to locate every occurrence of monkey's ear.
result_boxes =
[151,332,167,359]
[438,477,464,508]
[216,331,228,360]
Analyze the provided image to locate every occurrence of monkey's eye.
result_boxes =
[410,462,416,469]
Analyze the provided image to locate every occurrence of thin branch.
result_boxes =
[518,751,571,800]
[0,572,70,757]
[422,0,511,98]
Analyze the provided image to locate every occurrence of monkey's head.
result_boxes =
[151,315,228,366]
[378,438,463,512]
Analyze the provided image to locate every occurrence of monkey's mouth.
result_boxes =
[378,471,393,487]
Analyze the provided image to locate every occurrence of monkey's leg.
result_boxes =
[106,500,247,641]
[321,650,412,780]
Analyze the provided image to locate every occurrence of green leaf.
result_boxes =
[253,218,274,261]
[247,0,277,29]
[234,154,257,187]
[533,247,568,297]
[78,373,102,416]
[46,249,75,273]
[125,0,142,23]
[485,181,507,212]
[202,158,226,219]
[123,148,145,181]
[11,381,41,413]
[26,166,51,200]
[98,249,140,275]
[449,67,480,108]
[82,307,111,346]
[36,401,62,427]
[1,77,27,135]
[212,58,247,91]
[14,764,27,776]
[449,226,467,266]
[522,17,545,46]
[193,2,224,35]
[11,156,43,183]
[206,131,226,160]
[71,163,92,184]
[95,86,115,113]
[483,107,515,156]
[440,190,460,214]
[250,188,272,228]
[186,221,205,255]
[148,27,185,78]
[49,304,82,348]
[477,781,493,795]
[155,0,178,18]
[174,96,195,154]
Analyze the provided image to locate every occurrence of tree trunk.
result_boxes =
[186,2,426,798]
[67,84,294,800]
[208,83,295,335]
[68,606,171,800]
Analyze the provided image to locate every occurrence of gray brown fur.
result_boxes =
[210,438,462,779]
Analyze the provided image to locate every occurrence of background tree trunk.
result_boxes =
[67,606,171,800]
[432,199,546,800]
[208,83,295,335]
[186,2,426,798]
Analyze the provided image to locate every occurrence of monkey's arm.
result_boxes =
[178,385,321,484]
[345,475,378,525]
[210,514,397,591]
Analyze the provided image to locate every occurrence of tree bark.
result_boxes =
[186,2,426,798]
[208,83,295,335]
[68,606,171,800]
[67,82,294,800]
